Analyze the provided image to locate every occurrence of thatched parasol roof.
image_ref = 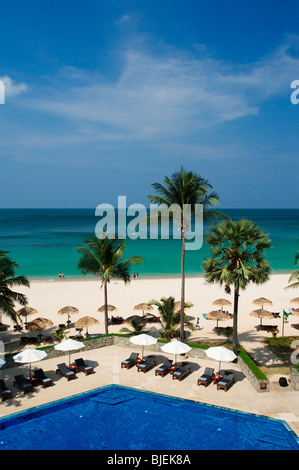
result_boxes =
[250,308,273,325]
[205,310,231,328]
[17,306,38,317]
[58,306,79,315]
[27,317,53,331]
[97,305,117,312]
[212,299,232,307]
[291,308,299,317]
[290,298,299,305]
[252,297,273,307]
[174,300,193,311]
[75,316,99,333]
[134,303,153,311]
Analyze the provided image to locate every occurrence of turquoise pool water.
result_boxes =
[0,385,298,450]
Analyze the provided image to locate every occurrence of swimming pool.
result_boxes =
[0,385,298,450]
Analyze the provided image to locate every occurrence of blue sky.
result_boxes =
[0,0,298,208]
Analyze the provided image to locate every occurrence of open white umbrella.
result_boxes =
[161,339,191,365]
[13,348,47,378]
[54,338,85,365]
[205,346,236,373]
[129,333,157,359]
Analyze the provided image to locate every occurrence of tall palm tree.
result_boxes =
[75,237,143,334]
[203,219,271,354]
[286,240,299,289]
[149,296,194,341]
[0,250,30,324]
[148,167,225,341]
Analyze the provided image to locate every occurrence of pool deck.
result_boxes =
[1,345,299,440]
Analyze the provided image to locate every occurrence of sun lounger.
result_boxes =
[216,371,234,392]
[75,358,94,375]
[291,324,299,330]
[13,374,34,394]
[155,360,173,377]
[172,364,191,381]
[121,352,139,369]
[0,380,12,401]
[56,363,77,381]
[34,368,54,388]
[197,367,215,387]
[136,356,157,373]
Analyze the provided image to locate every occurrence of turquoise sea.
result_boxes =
[0,209,298,279]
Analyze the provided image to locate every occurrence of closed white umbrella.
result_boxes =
[13,348,47,378]
[54,338,85,365]
[129,334,157,359]
[161,340,191,365]
[205,346,236,373]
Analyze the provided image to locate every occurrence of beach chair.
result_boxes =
[197,367,215,387]
[75,358,94,375]
[136,356,157,373]
[172,364,191,381]
[121,352,139,369]
[216,371,235,392]
[34,368,54,388]
[13,374,34,394]
[56,363,77,381]
[155,359,173,377]
[0,380,12,401]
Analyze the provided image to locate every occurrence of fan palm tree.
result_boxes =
[203,219,272,354]
[0,250,30,324]
[148,167,225,341]
[149,296,194,341]
[286,240,299,289]
[75,237,143,334]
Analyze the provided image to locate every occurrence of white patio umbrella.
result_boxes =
[161,340,191,365]
[13,348,47,378]
[129,334,157,359]
[205,346,236,373]
[54,338,85,365]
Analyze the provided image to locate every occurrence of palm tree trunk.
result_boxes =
[180,233,186,341]
[104,280,108,335]
[232,283,239,354]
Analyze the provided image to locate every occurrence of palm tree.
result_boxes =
[149,296,194,341]
[203,219,272,354]
[120,319,148,336]
[75,237,143,334]
[0,250,30,325]
[286,240,299,289]
[148,167,225,341]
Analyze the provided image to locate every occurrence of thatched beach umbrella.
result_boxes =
[126,315,146,324]
[134,303,153,317]
[174,300,193,312]
[291,308,299,316]
[17,306,38,325]
[250,308,273,325]
[212,299,232,311]
[58,306,79,325]
[97,305,117,313]
[205,310,231,329]
[75,316,99,335]
[27,317,54,339]
[252,297,273,309]
[290,298,299,305]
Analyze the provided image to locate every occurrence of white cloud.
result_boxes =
[15,35,299,148]
[0,76,28,98]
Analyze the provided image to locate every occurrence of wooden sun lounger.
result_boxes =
[136,356,157,373]
[56,363,77,381]
[197,367,215,387]
[216,371,235,392]
[172,364,191,381]
[13,374,34,394]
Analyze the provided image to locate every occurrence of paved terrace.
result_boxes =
[0,344,299,440]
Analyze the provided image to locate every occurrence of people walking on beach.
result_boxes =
[196,317,200,330]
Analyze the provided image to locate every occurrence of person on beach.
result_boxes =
[196,317,200,330]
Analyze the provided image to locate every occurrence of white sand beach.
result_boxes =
[8,272,297,350]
